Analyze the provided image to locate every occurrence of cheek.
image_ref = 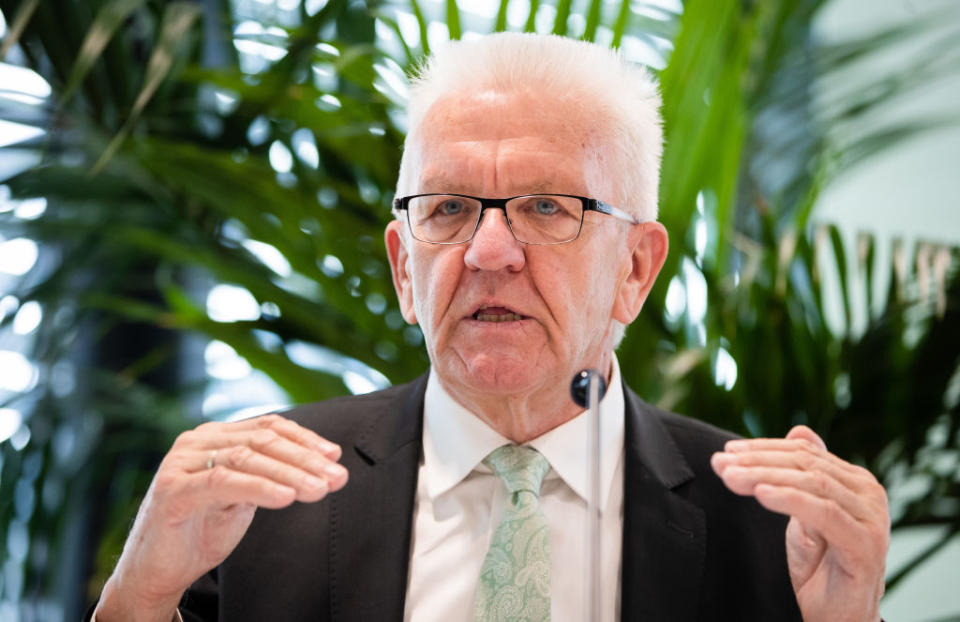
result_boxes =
[411,249,464,330]
[535,264,600,327]
[541,252,620,336]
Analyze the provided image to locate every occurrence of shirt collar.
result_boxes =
[422,367,508,500]
[422,357,625,513]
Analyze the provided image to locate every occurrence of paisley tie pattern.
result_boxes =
[473,445,552,622]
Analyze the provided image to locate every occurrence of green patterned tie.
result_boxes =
[474,445,552,622]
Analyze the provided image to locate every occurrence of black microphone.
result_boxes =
[569,368,608,408]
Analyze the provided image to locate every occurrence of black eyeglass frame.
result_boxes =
[392,193,641,245]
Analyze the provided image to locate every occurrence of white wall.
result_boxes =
[813,1,960,619]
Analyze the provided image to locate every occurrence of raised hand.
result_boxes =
[711,425,889,622]
[94,414,348,622]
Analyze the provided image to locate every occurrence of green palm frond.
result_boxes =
[0,0,958,615]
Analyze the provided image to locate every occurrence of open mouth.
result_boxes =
[471,306,525,323]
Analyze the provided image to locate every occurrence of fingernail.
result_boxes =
[724,465,744,477]
[305,475,327,490]
[275,484,296,497]
[725,440,747,452]
[324,463,346,478]
[710,452,733,470]
[318,440,339,454]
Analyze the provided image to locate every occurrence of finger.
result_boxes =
[711,448,889,528]
[725,437,825,454]
[176,467,299,511]
[785,517,828,578]
[192,447,332,503]
[716,464,875,521]
[184,414,342,460]
[711,451,864,489]
[752,483,877,569]
[249,418,348,486]
[189,434,350,493]
[714,448,871,492]
[251,414,343,460]
[194,426,346,478]
[785,424,826,451]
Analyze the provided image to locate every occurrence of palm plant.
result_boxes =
[0,0,957,618]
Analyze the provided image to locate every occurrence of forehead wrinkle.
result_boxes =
[419,171,467,193]
[418,172,571,197]
[491,134,500,196]
[416,95,596,196]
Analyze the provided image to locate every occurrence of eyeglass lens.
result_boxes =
[407,195,583,244]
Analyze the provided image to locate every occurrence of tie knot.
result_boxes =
[483,445,550,496]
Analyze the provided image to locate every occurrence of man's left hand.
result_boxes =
[711,425,890,622]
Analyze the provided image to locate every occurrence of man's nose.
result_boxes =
[463,208,526,272]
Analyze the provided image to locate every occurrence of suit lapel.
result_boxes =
[324,376,707,621]
[329,375,427,622]
[620,386,706,622]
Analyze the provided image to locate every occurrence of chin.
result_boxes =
[447,354,547,396]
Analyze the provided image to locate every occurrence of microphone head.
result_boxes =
[570,369,608,408]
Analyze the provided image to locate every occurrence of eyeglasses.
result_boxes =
[392,193,640,245]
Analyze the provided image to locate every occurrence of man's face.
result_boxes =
[386,90,665,408]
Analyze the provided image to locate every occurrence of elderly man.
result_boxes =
[93,33,889,622]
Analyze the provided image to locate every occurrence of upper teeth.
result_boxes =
[476,312,522,322]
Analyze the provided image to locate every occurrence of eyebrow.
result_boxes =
[418,175,568,196]
[418,174,467,193]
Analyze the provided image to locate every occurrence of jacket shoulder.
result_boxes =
[274,376,424,444]
[638,401,766,510]
[645,404,800,619]
[651,406,741,457]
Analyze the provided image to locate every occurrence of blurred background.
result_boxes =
[0,0,957,619]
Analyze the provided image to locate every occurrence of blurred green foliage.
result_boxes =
[0,0,958,618]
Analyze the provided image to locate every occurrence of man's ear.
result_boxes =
[612,221,669,324]
[385,220,418,324]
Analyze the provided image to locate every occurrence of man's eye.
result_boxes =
[533,199,560,215]
[437,200,465,216]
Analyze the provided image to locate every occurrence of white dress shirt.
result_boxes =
[97,360,624,622]
[403,358,626,622]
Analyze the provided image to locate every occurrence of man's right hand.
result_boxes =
[93,414,348,622]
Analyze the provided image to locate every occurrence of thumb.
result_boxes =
[786,424,827,451]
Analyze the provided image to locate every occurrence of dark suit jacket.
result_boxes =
[163,375,802,621]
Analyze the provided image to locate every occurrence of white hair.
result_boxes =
[397,32,663,222]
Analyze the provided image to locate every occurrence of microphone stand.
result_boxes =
[571,370,606,621]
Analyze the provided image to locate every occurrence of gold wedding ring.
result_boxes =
[205,449,218,470]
